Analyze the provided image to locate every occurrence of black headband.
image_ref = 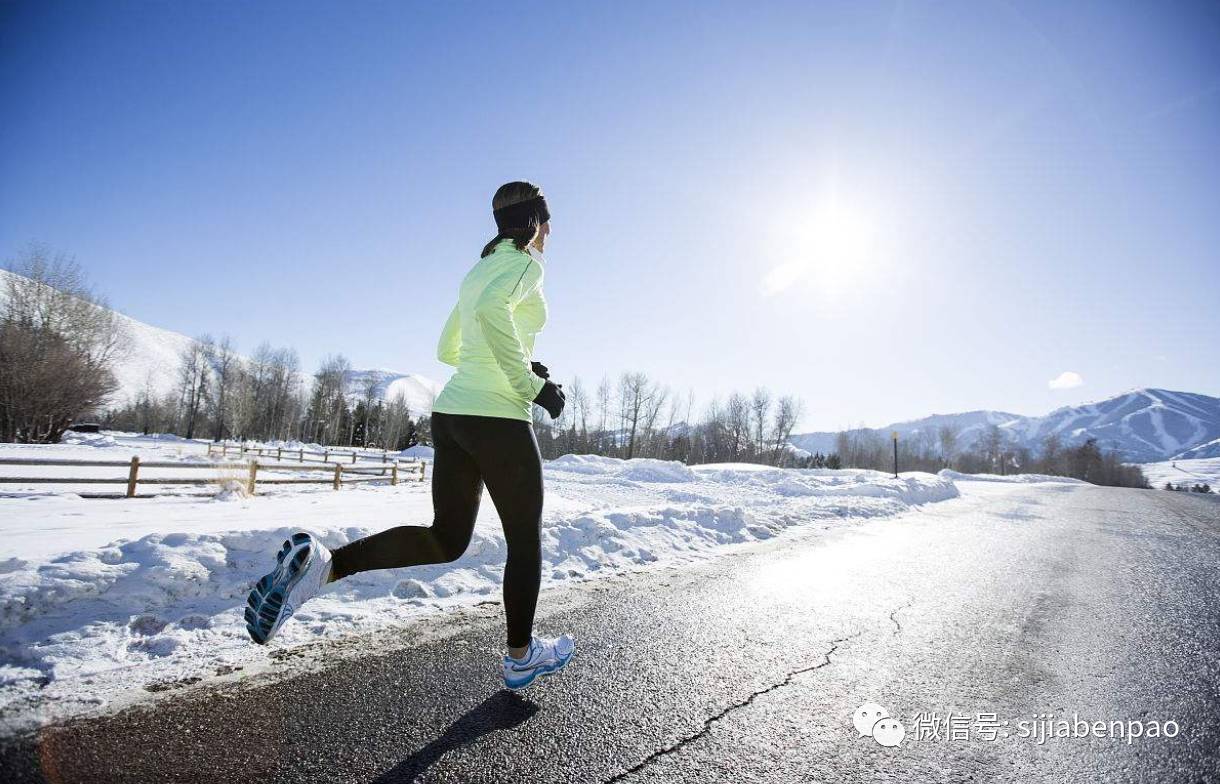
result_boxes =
[493,195,550,231]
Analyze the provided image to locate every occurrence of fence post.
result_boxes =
[248,461,259,496]
[299,449,304,462]
[333,463,342,490]
[126,456,140,498]
[419,461,426,482]
[277,447,282,462]
[324,449,329,464]
[352,452,357,464]
[391,462,399,486]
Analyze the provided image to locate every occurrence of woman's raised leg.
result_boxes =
[328,412,484,580]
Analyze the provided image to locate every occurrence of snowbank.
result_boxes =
[0,451,957,729]
[397,444,435,460]
[58,432,118,448]
[938,469,1087,485]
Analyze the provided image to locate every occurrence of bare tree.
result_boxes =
[176,338,210,441]
[305,354,351,445]
[204,335,240,442]
[751,387,772,461]
[595,376,611,454]
[1040,432,1063,475]
[618,372,654,459]
[358,371,384,446]
[0,245,127,442]
[978,424,1008,473]
[726,393,750,462]
[769,395,803,465]
[382,391,412,451]
[938,425,959,468]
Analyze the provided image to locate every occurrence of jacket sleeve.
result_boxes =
[473,259,547,401]
[436,303,462,367]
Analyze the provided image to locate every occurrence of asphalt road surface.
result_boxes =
[3,482,1219,783]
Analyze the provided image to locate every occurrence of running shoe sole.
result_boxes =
[504,647,575,691]
[245,532,314,644]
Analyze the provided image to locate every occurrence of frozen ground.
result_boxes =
[1139,458,1220,490]
[937,468,1088,484]
[1,434,970,732]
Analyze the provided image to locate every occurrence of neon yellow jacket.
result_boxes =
[432,239,548,422]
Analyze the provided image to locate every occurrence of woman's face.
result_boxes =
[531,220,551,253]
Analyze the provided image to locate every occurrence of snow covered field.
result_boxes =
[0,433,967,732]
[1139,458,1220,490]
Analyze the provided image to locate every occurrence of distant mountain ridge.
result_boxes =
[790,388,1220,463]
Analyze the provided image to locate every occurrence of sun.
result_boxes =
[762,201,879,297]
[808,205,875,282]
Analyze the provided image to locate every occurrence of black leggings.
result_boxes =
[329,411,544,648]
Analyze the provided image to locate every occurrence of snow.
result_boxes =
[397,444,435,460]
[1173,436,1220,460]
[0,432,965,730]
[938,469,1088,485]
[1138,458,1220,489]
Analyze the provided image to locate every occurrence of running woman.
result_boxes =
[245,181,573,690]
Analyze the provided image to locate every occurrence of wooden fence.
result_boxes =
[206,442,424,472]
[0,454,424,498]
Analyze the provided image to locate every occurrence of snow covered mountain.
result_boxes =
[790,389,1220,463]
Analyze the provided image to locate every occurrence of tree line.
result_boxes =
[830,424,1150,488]
[106,347,423,452]
[527,374,805,466]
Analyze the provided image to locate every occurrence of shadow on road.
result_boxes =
[372,689,540,783]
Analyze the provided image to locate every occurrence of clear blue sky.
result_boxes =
[2,0,1218,431]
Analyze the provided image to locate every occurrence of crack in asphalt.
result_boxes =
[603,632,862,783]
[889,600,914,636]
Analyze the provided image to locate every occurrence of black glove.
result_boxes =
[531,360,550,379]
[533,380,566,420]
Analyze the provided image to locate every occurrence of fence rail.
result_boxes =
[0,453,424,498]
[206,441,420,467]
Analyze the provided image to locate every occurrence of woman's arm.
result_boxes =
[436,303,462,367]
[473,259,547,401]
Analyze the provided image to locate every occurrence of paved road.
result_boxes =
[3,483,1219,783]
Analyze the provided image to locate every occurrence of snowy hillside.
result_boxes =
[1167,436,1220,460]
[790,388,1220,463]
[1140,457,1220,489]
[1023,389,1220,461]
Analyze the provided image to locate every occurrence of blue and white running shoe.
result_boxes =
[502,634,575,690]
[245,531,332,645]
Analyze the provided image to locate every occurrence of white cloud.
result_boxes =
[1048,371,1084,390]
